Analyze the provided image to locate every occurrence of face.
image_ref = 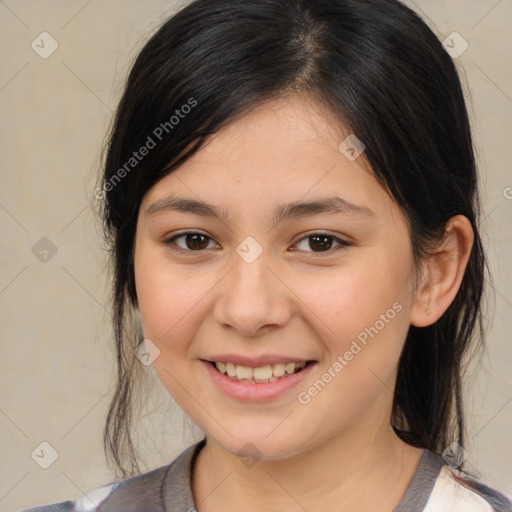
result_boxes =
[134,94,419,461]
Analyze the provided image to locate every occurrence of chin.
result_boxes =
[206,428,309,463]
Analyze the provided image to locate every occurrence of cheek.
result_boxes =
[305,258,408,336]
[299,252,414,395]
[134,242,208,351]
[294,262,411,426]
[134,247,210,408]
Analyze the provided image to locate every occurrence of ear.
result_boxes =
[410,215,474,327]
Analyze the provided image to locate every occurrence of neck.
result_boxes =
[191,418,423,512]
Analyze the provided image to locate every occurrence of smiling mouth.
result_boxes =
[209,360,313,383]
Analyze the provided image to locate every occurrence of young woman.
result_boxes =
[23,0,512,510]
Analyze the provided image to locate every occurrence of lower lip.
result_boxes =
[201,360,317,402]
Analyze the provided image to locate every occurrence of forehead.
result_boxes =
[140,95,400,226]
[194,94,351,167]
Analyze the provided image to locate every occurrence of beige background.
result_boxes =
[0,0,511,510]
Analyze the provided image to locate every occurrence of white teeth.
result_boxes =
[216,361,226,374]
[226,362,236,377]
[273,363,286,377]
[235,365,253,380]
[285,362,296,374]
[253,365,272,380]
[213,360,308,382]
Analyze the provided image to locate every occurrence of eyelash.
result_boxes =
[163,230,350,257]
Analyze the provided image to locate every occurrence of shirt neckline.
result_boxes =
[162,439,442,512]
[393,449,443,511]
[162,437,206,511]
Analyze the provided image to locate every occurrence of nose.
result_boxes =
[213,249,292,338]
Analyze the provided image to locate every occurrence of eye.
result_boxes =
[163,230,349,256]
[292,232,350,256]
[164,230,218,253]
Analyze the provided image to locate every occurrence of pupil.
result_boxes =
[188,234,208,250]
[310,235,332,252]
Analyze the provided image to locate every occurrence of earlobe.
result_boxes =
[410,215,474,327]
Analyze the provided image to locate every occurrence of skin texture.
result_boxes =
[133,94,474,511]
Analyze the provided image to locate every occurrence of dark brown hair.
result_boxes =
[99,0,487,483]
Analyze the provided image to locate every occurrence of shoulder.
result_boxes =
[20,466,168,512]
[20,483,118,512]
[20,440,204,512]
[425,463,512,512]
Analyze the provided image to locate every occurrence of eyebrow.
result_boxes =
[146,194,374,224]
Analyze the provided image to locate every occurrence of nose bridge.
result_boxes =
[233,245,269,292]
[214,239,290,335]
[230,234,270,291]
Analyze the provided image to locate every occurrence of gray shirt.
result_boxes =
[22,438,512,512]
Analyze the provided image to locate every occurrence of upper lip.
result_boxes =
[203,354,314,367]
